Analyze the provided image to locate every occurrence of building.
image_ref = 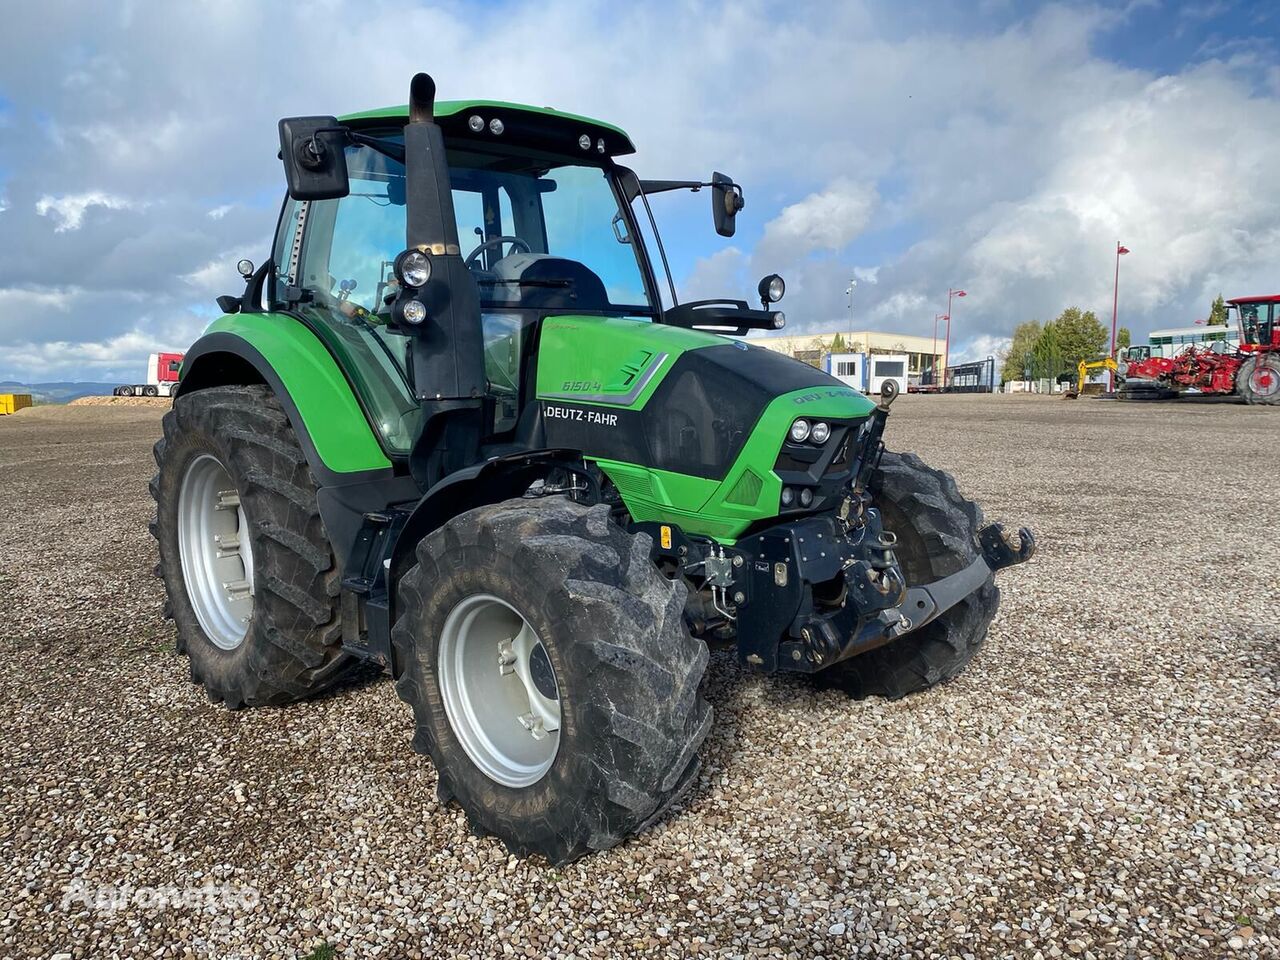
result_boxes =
[1145,324,1240,358]
[750,330,943,386]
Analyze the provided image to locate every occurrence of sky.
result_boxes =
[1,0,1278,383]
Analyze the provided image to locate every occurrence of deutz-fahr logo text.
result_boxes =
[792,387,859,404]
[544,404,619,427]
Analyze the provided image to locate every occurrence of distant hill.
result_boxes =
[0,380,118,404]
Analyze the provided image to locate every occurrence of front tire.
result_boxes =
[821,451,999,699]
[150,385,355,708]
[1238,355,1280,405]
[393,497,711,864]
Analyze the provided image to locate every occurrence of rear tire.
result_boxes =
[1238,355,1280,405]
[150,385,355,708]
[820,451,999,700]
[393,497,711,864]
[142,385,159,397]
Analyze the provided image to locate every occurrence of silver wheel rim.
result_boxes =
[177,454,254,651]
[437,594,561,788]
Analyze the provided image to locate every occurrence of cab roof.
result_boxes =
[340,100,635,157]
[1227,295,1280,304]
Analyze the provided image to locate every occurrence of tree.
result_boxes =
[1032,321,1062,380]
[1208,294,1228,326]
[1000,321,1041,382]
[829,332,846,353]
[1052,306,1108,370]
[1116,327,1131,351]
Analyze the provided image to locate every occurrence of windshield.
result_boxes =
[1233,301,1274,346]
[311,138,654,318]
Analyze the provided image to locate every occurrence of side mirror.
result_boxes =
[711,171,744,237]
[278,116,350,201]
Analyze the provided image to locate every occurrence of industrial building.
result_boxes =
[749,330,944,389]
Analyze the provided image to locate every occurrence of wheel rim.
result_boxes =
[1249,363,1280,398]
[177,454,255,651]
[437,594,561,788]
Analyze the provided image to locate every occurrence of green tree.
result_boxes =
[829,332,847,353]
[1116,327,1131,351]
[1031,321,1062,380]
[1000,320,1041,382]
[1208,294,1228,326]
[1052,306,1108,370]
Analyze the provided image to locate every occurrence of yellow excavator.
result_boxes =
[1064,357,1118,398]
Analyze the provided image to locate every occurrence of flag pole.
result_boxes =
[1110,241,1126,391]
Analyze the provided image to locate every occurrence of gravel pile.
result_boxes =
[67,396,170,407]
[1,396,1276,958]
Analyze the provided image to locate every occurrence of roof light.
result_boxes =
[489,118,504,135]
[578,134,591,151]
[468,115,485,132]
[597,138,606,154]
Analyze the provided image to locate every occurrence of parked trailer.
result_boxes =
[0,394,33,415]
[114,352,184,397]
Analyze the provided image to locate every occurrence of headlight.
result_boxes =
[394,249,432,288]
[789,419,811,443]
[811,421,830,444]
[799,488,814,507]
[400,299,427,325]
[399,302,430,325]
[781,487,795,507]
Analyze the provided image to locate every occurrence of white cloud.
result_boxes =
[207,204,234,220]
[34,191,136,232]
[0,323,206,383]
[757,179,878,264]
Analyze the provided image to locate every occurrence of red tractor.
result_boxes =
[1118,295,1280,404]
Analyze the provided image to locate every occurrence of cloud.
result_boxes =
[755,179,878,264]
[34,191,137,232]
[0,1,1277,382]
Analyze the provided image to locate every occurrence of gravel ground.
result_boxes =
[1,396,1276,959]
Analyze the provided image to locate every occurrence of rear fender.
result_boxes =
[177,314,393,485]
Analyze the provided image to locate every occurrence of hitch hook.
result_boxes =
[978,523,1036,572]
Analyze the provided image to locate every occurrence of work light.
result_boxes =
[468,115,485,132]
[394,249,432,288]
[489,118,504,135]
[578,134,592,151]
[759,274,786,303]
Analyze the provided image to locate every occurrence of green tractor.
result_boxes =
[152,73,1033,863]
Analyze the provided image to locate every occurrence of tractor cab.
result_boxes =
[1227,296,1280,351]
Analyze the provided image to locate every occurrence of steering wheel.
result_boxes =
[465,235,531,269]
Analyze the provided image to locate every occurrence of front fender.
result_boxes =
[178,313,393,483]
